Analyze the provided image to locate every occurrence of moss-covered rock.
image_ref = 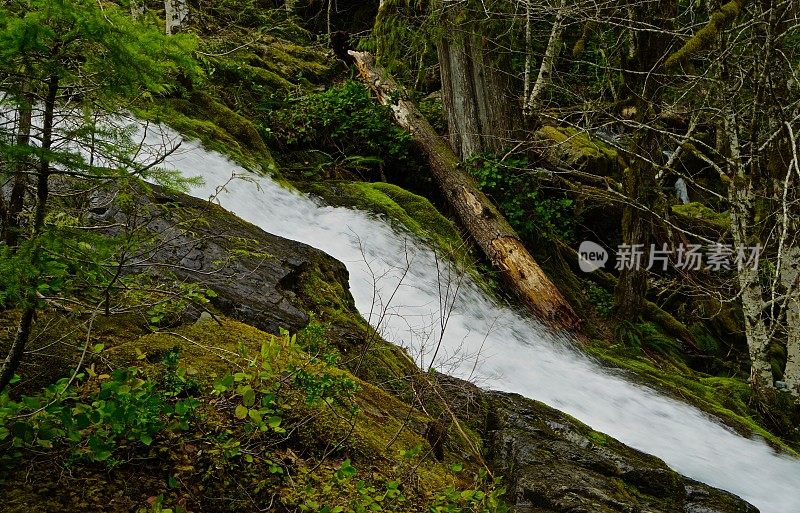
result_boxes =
[436,375,758,513]
[586,343,800,454]
[91,181,356,335]
[138,92,278,175]
[535,125,620,177]
[672,202,730,232]
[303,180,478,274]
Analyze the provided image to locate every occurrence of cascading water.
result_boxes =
[141,125,800,513]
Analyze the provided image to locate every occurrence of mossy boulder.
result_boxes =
[303,180,477,274]
[672,202,730,237]
[141,91,278,174]
[535,126,620,177]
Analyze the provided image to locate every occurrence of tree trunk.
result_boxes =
[0,76,58,394]
[4,79,33,247]
[781,245,800,396]
[131,0,145,19]
[165,0,188,35]
[524,0,567,116]
[725,98,774,387]
[350,51,580,333]
[613,0,674,321]
[435,4,519,159]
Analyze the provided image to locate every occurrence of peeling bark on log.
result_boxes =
[349,50,580,333]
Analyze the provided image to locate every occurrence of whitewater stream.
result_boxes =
[138,125,800,512]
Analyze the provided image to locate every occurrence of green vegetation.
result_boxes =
[2,316,509,512]
[1,1,797,510]
[269,81,413,179]
[0,360,199,466]
[587,342,800,454]
[467,152,578,242]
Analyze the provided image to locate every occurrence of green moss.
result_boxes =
[586,343,799,455]
[306,181,478,274]
[5,314,481,512]
[206,53,295,91]
[539,125,619,162]
[665,0,745,69]
[671,202,730,229]
[588,430,609,446]
[135,99,278,177]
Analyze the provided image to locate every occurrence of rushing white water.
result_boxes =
[138,126,800,513]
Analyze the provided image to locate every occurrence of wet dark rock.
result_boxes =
[436,376,758,513]
[91,184,349,334]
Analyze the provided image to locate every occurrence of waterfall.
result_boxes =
[143,126,800,513]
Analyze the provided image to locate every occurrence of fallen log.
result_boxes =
[349,50,581,332]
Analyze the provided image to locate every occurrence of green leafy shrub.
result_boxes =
[268,81,412,178]
[211,329,358,434]
[302,458,509,513]
[467,152,577,242]
[0,363,199,466]
[430,466,509,513]
[586,282,614,318]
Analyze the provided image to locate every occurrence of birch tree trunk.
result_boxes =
[524,0,567,116]
[165,0,188,35]
[725,102,774,387]
[131,0,145,19]
[781,245,800,395]
[350,50,581,332]
[780,125,800,396]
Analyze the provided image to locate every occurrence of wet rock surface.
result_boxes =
[436,376,758,513]
[91,184,349,334]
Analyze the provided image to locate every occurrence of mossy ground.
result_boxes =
[1,315,484,512]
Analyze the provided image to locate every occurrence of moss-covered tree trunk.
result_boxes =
[350,50,580,332]
[781,242,800,396]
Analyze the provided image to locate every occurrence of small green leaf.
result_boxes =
[241,386,256,407]
[248,409,263,423]
[235,404,248,419]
